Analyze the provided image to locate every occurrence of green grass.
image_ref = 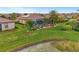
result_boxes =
[0,23,79,51]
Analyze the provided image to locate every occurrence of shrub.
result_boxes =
[43,17,49,24]
[65,25,72,31]
[55,24,65,31]
[65,20,77,30]
[65,20,76,26]
[55,23,72,31]
[73,23,79,31]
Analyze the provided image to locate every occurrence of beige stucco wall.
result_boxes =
[2,23,15,31]
[19,20,26,24]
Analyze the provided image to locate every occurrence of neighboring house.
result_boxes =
[17,13,45,28]
[17,13,44,24]
[0,14,11,19]
[17,14,30,24]
[0,17,15,31]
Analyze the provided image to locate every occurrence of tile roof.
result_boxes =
[0,17,15,24]
[18,14,44,20]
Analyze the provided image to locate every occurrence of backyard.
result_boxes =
[0,22,79,51]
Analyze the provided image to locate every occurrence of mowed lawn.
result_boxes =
[0,24,79,51]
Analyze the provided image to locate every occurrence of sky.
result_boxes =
[0,7,79,13]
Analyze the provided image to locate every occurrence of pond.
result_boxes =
[17,41,60,52]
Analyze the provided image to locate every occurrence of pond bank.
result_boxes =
[17,41,60,52]
[9,39,61,52]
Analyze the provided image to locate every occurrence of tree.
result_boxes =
[11,13,17,20]
[58,16,65,23]
[26,20,34,30]
[43,17,49,24]
[49,10,59,25]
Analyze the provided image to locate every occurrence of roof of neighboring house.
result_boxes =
[17,13,44,20]
[0,17,15,24]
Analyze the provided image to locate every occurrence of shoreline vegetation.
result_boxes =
[52,40,79,52]
[9,39,60,52]
[10,39,79,52]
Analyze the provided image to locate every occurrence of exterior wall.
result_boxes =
[19,20,26,24]
[1,23,15,31]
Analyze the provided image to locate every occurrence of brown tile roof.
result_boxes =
[18,14,44,20]
[0,17,15,24]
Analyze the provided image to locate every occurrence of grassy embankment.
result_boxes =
[0,23,79,51]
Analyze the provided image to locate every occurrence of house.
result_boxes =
[17,13,44,24]
[0,14,11,19]
[17,13,46,28]
[18,14,44,23]
[0,17,15,31]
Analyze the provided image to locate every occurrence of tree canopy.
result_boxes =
[11,13,17,20]
[49,10,59,24]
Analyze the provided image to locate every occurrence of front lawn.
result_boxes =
[0,23,79,51]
